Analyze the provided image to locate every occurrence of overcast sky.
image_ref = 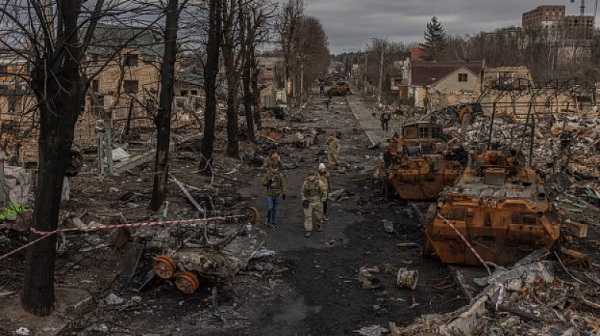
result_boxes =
[304,0,591,54]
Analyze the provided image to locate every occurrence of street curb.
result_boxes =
[346,96,376,147]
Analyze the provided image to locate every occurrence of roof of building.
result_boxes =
[411,61,483,86]
[179,71,204,87]
[87,23,164,60]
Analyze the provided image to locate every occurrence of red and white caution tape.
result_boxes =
[0,234,54,261]
[30,216,246,236]
[0,215,248,261]
[436,214,492,275]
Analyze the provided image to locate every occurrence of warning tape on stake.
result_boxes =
[436,214,492,275]
[0,215,248,261]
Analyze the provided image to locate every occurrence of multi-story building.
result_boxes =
[522,5,594,39]
[565,15,595,39]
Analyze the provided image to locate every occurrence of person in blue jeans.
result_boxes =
[262,167,286,227]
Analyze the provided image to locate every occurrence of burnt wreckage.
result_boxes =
[424,147,562,266]
[381,122,467,200]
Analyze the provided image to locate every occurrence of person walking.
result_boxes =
[326,135,340,166]
[262,167,285,227]
[263,149,282,172]
[324,98,330,111]
[380,110,391,131]
[318,163,331,221]
[301,170,326,237]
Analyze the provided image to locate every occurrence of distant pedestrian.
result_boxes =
[318,163,331,221]
[326,135,340,166]
[380,110,391,131]
[324,99,330,111]
[301,170,326,237]
[262,167,286,227]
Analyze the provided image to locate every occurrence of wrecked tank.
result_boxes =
[380,121,466,200]
[424,148,561,266]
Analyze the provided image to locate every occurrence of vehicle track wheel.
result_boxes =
[176,271,200,294]
[153,255,176,279]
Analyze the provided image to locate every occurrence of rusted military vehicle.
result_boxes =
[380,121,466,200]
[423,148,561,266]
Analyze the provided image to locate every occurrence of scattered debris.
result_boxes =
[353,325,388,336]
[358,266,381,290]
[104,293,124,305]
[396,268,419,290]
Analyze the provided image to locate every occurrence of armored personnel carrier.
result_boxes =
[423,148,561,266]
[380,121,466,200]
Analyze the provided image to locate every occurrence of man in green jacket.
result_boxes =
[262,167,285,227]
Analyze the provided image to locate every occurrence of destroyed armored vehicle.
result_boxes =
[424,148,561,266]
[328,82,351,96]
[379,122,466,200]
[151,207,261,294]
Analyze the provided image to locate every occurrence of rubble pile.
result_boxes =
[392,252,600,335]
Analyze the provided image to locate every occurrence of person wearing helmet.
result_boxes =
[326,135,340,166]
[262,167,286,228]
[301,170,326,237]
[318,163,331,221]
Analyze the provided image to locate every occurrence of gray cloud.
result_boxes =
[304,0,591,53]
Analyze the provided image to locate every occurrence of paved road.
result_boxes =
[346,95,403,146]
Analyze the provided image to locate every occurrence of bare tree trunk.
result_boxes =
[251,59,261,130]
[242,13,256,143]
[21,0,86,316]
[222,0,241,158]
[200,0,222,173]
[225,78,240,157]
[150,0,180,211]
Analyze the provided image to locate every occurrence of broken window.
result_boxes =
[458,73,468,82]
[191,90,198,96]
[91,79,99,93]
[419,126,429,139]
[124,80,139,94]
[181,90,188,97]
[124,54,139,67]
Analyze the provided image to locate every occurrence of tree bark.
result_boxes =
[241,11,255,143]
[225,77,240,157]
[149,0,180,211]
[222,0,241,158]
[251,51,261,130]
[21,0,85,316]
[200,0,222,173]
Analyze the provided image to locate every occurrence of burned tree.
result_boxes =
[0,0,158,315]
[200,0,223,172]
[240,3,270,143]
[150,0,185,211]
[276,0,304,103]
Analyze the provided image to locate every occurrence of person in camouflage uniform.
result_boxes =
[263,149,282,172]
[262,167,285,227]
[326,135,340,166]
[318,163,331,221]
[301,170,326,237]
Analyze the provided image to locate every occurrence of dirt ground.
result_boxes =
[0,94,465,336]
